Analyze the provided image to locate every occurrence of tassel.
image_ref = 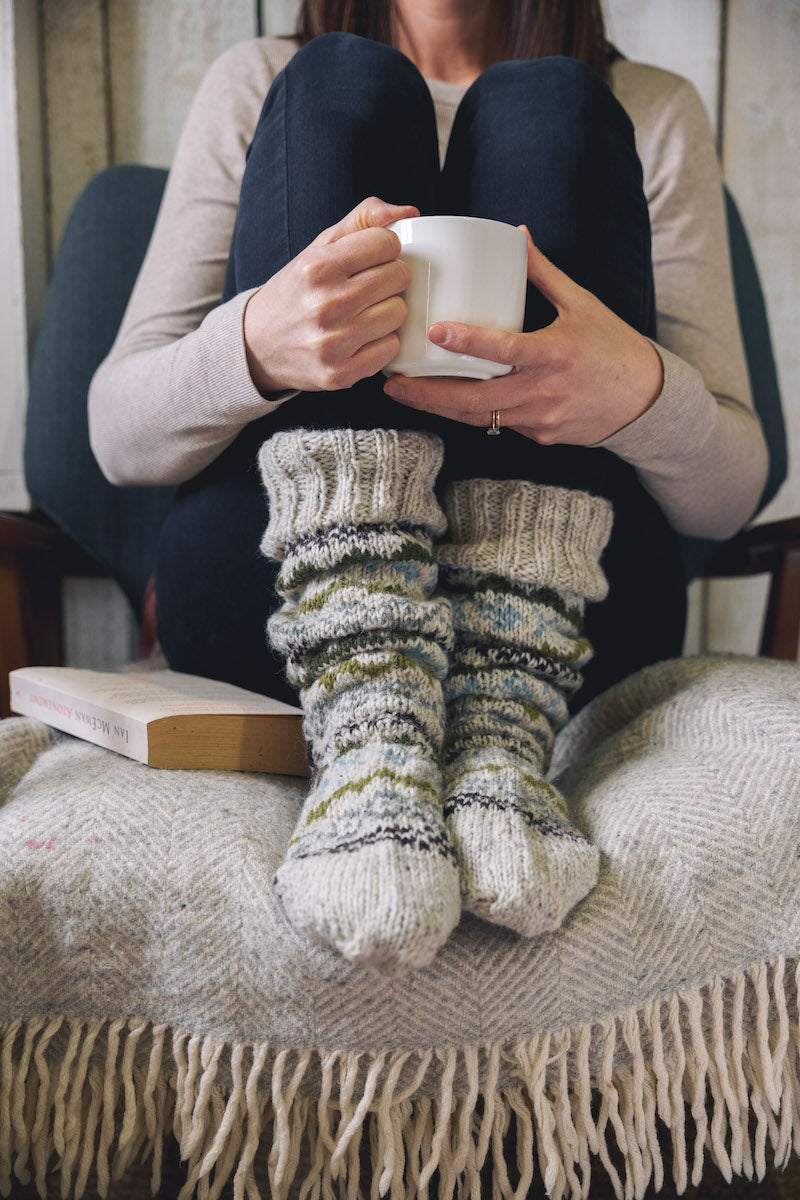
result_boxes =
[0,954,798,1200]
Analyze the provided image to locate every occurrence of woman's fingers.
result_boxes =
[344,332,406,386]
[384,240,664,444]
[520,225,577,313]
[420,233,578,367]
[298,228,404,294]
[384,372,525,426]
[243,196,419,395]
[308,257,409,331]
[348,295,409,353]
[341,256,411,307]
[316,197,419,246]
[427,320,523,367]
[326,225,408,278]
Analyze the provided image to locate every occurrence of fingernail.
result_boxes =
[428,324,448,346]
[384,380,406,400]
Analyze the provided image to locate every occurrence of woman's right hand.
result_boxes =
[243,197,418,396]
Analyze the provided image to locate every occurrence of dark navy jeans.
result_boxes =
[156,33,686,709]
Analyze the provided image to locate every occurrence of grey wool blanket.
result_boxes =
[1,654,799,1200]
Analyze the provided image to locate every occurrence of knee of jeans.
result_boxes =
[467,55,631,137]
[287,31,429,101]
[476,55,601,91]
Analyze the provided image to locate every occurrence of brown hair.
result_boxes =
[296,1,614,78]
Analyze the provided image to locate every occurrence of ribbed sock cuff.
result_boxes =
[438,479,613,602]
[258,428,447,559]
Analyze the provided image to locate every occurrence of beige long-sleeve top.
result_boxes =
[88,37,768,540]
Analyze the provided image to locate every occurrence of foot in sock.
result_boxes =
[437,478,613,937]
[258,428,461,975]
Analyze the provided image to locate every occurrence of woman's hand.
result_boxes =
[243,197,419,396]
[383,228,664,444]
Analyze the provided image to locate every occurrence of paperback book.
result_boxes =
[9,666,308,776]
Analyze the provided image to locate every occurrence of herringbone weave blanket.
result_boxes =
[1,654,799,1200]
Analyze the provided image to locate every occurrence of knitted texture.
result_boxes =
[258,427,448,559]
[437,478,613,936]
[2,655,800,1200]
[441,477,612,600]
[258,428,460,975]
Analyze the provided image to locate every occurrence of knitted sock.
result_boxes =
[437,478,613,937]
[258,428,461,975]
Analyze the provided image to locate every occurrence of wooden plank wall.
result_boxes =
[0,0,30,512]
[711,0,800,653]
[31,0,800,664]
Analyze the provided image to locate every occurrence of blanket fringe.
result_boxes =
[1,956,798,1200]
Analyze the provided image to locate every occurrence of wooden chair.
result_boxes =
[1,171,797,717]
[0,166,175,716]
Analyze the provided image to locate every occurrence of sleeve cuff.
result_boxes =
[596,341,717,465]
[197,288,298,420]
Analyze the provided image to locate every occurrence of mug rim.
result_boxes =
[389,214,523,233]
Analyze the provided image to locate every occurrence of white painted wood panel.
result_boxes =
[706,0,800,658]
[723,0,800,525]
[62,578,139,670]
[42,0,108,262]
[107,0,257,168]
[0,0,32,510]
[602,0,722,130]
[261,0,298,37]
[14,0,47,356]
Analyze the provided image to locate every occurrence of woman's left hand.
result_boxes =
[382,228,663,445]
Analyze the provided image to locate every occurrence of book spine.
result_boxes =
[9,674,148,763]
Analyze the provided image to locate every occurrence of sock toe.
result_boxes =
[274,840,462,974]
[445,758,599,937]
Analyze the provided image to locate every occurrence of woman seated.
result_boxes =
[88,0,767,974]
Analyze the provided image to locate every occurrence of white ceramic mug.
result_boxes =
[383,215,528,379]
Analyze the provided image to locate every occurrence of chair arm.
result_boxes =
[0,510,105,574]
[0,512,106,715]
[0,511,60,552]
[701,516,800,661]
[701,516,800,577]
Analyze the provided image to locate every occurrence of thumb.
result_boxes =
[318,197,420,245]
[519,225,575,313]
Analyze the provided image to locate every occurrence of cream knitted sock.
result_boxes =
[258,428,461,975]
[437,478,613,937]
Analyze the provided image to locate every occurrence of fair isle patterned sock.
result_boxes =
[258,428,461,975]
[437,478,613,937]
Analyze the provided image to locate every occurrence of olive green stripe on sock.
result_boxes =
[440,573,583,626]
[539,637,590,663]
[332,729,425,758]
[295,768,440,836]
[445,726,551,762]
[447,759,562,799]
[281,539,436,592]
[447,694,553,727]
[315,651,437,694]
[445,706,554,751]
[297,576,417,615]
[296,629,444,683]
[329,711,437,758]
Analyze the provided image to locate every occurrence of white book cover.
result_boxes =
[9,666,301,765]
